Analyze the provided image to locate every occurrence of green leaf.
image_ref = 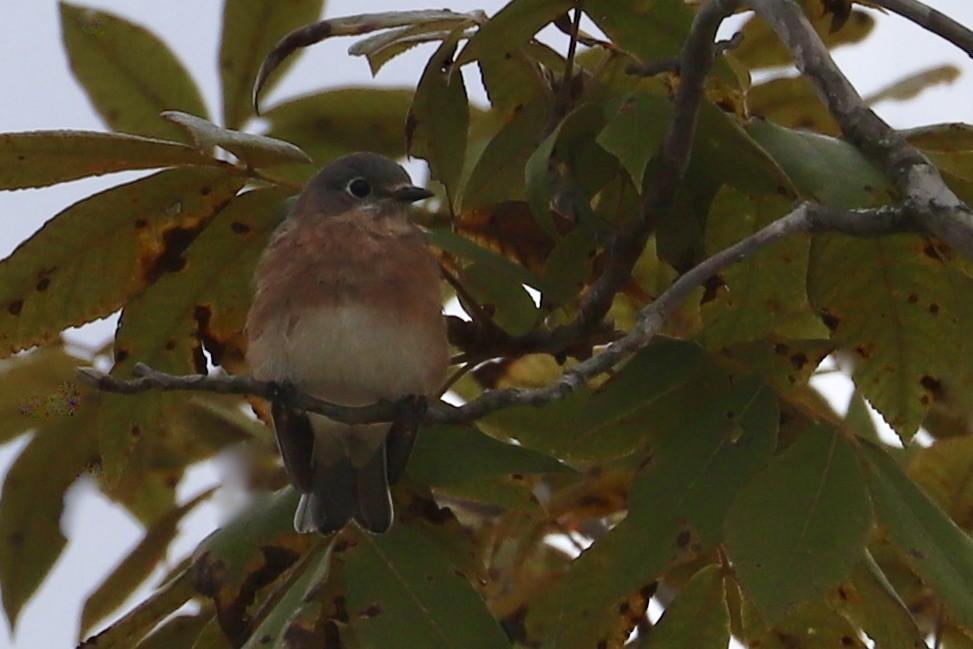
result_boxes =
[219,0,324,129]
[861,440,973,633]
[578,338,705,433]
[700,187,827,348]
[0,412,99,628]
[642,565,729,649]
[407,424,570,486]
[342,524,510,649]
[628,374,780,547]
[161,111,310,167]
[0,167,244,357]
[60,3,208,140]
[81,490,215,638]
[745,120,895,208]
[461,262,540,336]
[725,426,874,624]
[808,234,969,440]
[0,131,216,190]
[525,103,605,238]
[535,519,690,647]
[583,0,693,64]
[263,87,414,178]
[407,30,469,202]
[540,227,598,309]
[737,596,869,649]
[596,90,670,188]
[456,0,573,66]
[460,97,549,210]
[425,228,547,291]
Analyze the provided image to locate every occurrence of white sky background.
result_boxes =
[0,1,972,647]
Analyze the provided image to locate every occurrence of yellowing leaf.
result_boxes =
[0,131,215,190]
[747,75,841,136]
[734,5,875,70]
[60,3,208,140]
[0,409,99,627]
[81,490,215,639]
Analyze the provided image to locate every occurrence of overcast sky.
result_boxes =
[1,1,972,647]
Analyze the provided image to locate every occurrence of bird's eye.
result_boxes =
[346,178,372,198]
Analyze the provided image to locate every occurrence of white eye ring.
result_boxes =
[346,177,372,198]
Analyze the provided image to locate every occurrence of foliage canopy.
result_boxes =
[1,0,972,647]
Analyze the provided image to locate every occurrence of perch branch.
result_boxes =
[80,202,916,425]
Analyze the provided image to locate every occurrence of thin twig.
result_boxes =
[80,203,915,425]
[871,0,973,59]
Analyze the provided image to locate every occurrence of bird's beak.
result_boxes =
[391,185,434,203]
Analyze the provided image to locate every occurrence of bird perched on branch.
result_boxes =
[246,152,449,534]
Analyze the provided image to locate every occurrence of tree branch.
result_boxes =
[870,0,973,59]
[537,0,734,358]
[79,203,916,425]
[745,0,973,258]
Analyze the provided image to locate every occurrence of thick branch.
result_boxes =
[871,0,973,59]
[80,203,915,426]
[746,0,973,258]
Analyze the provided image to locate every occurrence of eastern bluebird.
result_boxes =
[246,152,449,534]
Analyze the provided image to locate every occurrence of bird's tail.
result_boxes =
[294,443,393,535]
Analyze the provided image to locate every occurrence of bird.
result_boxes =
[245,152,450,534]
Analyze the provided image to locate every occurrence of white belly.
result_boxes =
[249,304,441,404]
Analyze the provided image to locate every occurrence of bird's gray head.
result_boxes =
[293,152,433,219]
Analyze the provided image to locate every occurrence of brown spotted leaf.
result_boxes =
[0,167,244,358]
[191,489,311,647]
[808,234,970,441]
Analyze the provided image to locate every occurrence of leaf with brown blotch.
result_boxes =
[0,167,244,358]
